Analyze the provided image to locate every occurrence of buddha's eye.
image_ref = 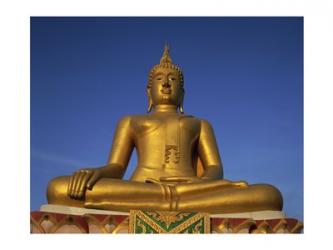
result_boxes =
[169,77,176,81]
[156,77,162,80]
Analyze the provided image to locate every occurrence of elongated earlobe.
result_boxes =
[147,87,153,113]
[179,90,184,114]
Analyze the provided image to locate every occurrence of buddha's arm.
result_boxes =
[197,120,248,187]
[88,115,135,178]
[106,115,134,176]
[68,116,134,199]
[197,119,223,180]
[87,115,135,180]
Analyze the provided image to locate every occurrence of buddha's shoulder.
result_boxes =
[117,114,153,122]
[180,115,214,126]
[179,115,216,133]
[116,114,158,127]
[127,113,202,121]
[117,114,213,127]
[181,116,216,131]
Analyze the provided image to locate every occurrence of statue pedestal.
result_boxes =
[31,204,303,234]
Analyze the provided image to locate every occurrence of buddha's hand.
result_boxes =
[159,176,204,184]
[67,168,102,199]
[221,179,248,187]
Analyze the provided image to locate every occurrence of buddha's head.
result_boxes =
[147,44,184,113]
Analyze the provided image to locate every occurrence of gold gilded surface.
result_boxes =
[47,44,283,214]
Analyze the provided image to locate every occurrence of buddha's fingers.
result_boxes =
[69,172,81,198]
[159,176,185,182]
[67,174,75,197]
[145,178,162,184]
[78,171,93,197]
[159,176,201,183]
[220,179,248,187]
[86,171,100,190]
[232,180,248,187]
[74,172,86,199]
[219,181,248,189]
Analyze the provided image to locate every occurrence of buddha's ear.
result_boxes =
[146,86,153,113]
[179,89,185,114]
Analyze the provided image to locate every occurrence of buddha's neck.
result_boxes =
[154,104,178,113]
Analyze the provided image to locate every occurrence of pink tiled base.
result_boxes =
[31,211,303,234]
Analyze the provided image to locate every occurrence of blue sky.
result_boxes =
[31,17,303,220]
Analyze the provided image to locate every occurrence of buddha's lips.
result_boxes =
[161,88,171,94]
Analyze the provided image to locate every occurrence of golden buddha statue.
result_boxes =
[47,45,283,214]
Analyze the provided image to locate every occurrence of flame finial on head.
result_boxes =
[160,43,172,65]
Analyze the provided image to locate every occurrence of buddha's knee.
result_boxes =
[47,176,70,203]
[251,184,283,210]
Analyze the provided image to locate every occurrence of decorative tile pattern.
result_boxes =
[129,210,210,233]
[30,211,303,234]
[31,211,89,233]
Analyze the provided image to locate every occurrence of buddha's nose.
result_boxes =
[162,80,171,87]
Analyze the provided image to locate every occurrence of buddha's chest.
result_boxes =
[131,115,201,141]
[132,114,200,168]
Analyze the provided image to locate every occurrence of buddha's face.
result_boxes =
[149,67,183,106]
